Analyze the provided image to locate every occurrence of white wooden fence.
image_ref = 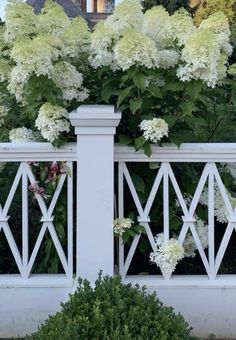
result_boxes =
[1,105,236,338]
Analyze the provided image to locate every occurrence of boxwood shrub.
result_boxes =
[27,274,191,340]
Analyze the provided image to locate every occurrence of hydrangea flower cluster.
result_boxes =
[90,0,232,87]
[220,163,236,185]
[183,217,208,258]
[105,0,143,34]
[51,62,88,103]
[89,21,117,69]
[9,127,37,143]
[3,0,90,143]
[171,8,196,46]
[150,233,184,277]
[113,218,134,237]
[142,6,173,48]
[199,184,236,224]
[139,118,168,143]
[35,103,70,143]
[114,28,158,70]
[175,195,208,257]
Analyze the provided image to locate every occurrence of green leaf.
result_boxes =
[129,98,142,114]
[186,81,203,101]
[117,86,133,108]
[131,173,145,193]
[134,136,146,150]
[143,142,152,157]
[146,85,162,97]
[180,101,195,116]
[101,84,120,103]
[165,81,185,92]
[149,162,160,169]
[118,134,132,145]
[133,224,146,234]
[185,116,208,128]
[133,72,146,90]
[126,229,137,237]
[162,115,177,128]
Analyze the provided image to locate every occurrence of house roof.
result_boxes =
[26,0,85,18]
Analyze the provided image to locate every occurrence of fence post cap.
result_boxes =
[69,105,121,127]
[69,105,121,135]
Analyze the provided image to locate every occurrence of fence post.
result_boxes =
[69,105,121,283]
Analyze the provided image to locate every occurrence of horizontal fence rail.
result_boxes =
[0,143,77,162]
[115,143,236,162]
[115,144,236,284]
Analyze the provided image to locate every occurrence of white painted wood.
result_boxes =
[0,142,76,161]
[163,163,169,240]
[69,105,121,283]
[123,276,236,338]
[114,143,236,162]
[208,165,215,279]
[0,159,73,280]
[117,147,236,281]
[22,162,29,279]
[67,162,73,280]
[1,125,236,336]
[0,282,76,338]
[118,162,125,277]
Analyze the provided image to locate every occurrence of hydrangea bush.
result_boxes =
[0,0,236,275]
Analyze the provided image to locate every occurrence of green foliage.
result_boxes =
[142,0,189,13]
[27,274,191,340]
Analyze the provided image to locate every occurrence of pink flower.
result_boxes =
[29,182,50,199]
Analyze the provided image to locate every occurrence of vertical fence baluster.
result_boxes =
[22,162,29,278]
[118,162,124,277]
[67,161,73,280]
[208,164,215,279]
[163,163,169,240]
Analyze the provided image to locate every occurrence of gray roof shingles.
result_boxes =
[26,0,85,18]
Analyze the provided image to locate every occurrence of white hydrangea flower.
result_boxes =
[183,217,208,258]
[10,36,55,79]
[139,118,168,143]
[4,0,39,44]
[145,76,165,88]
[35,103,70,143]
[177,29,225,87]
[199,12,232,57]
[113,218,134,237]
[199,183,236,224]
[0,105,9,127]
[89,21,117,69]
[170,8,196,46]
[7,65,28,102]
[105,0,143,34]
[156,49,180,69]
[0,59,12,82]
[175,193,193,209]
[220,163,236,184]
[52,62,88,102]
[114,28,158,70]
[142,6,173,48]
[61,17,91,58]
[38,0,70,37]
[150,233,184,276]
[9,127,37,143]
